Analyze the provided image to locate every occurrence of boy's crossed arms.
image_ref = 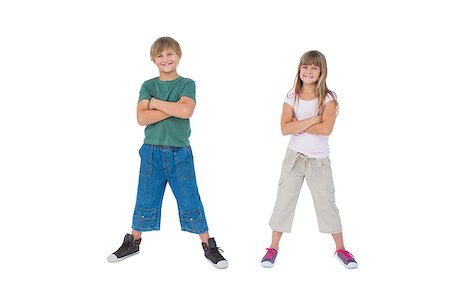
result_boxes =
[137,96,195,126]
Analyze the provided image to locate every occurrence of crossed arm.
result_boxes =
[281,101,337,136]
[137,96,195,126]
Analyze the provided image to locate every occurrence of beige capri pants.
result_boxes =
[269,147,342,234]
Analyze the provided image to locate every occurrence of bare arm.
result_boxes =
[281,103,322,135]
[149,96,196,119]
[304,101,337,136]
[137,99,171,126]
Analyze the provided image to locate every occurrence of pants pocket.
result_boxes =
[139,145,153,176]
[311,157,331,173]
[326,184,335,193]
[181,208,202,223]
[284,148,297,169]
[173,147,198,197]
[133,207,159,230]
[180,208,207,233]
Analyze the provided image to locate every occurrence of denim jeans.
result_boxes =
[132,144,209,234]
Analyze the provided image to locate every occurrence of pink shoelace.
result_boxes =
[264,248,277,260]
[335,249,354,261]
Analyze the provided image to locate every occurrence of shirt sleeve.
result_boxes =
[284,91,296,108]
[138,81,152,102]
[324,91,337,105]
[181,79,196,102]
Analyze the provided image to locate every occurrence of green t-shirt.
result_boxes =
[138,77,196,147]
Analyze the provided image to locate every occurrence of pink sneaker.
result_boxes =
[335,249,358,269]
[261,248,278,268]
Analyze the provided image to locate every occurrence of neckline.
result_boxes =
[299,97,317,102]
[157,76,181,82]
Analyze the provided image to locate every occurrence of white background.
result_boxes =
[1,0,449,299]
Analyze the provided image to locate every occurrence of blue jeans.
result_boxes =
[132,144,209,234]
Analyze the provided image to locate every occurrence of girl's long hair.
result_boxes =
[290,50,338,114]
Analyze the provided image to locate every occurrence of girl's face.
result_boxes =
[299,64,321,84]
[153,48,180,74]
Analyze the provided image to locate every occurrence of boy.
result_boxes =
[107,37,228,269]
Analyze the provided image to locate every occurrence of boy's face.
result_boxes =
[153,48,180,75]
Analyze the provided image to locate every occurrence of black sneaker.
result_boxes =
[107,233,141,263]
[202,238,228,269]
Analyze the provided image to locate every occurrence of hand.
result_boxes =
[148,98,157,110]
[313,115,322,124]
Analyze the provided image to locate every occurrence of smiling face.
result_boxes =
[292,50,331,111]
[296,50,328,90]
[149,37,183,80]
[299,64,321,85]
[153,48,180,75]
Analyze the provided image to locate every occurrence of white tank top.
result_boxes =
[284,92,335,158]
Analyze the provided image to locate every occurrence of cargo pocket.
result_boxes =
[180,208,204,233]
[325,182,338,211]
[326,183,335,193]
[133,207,159,230]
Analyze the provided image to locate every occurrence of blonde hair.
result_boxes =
[290,50,338,114]
[150,37,182,61]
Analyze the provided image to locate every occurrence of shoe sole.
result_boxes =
[107,251,140,263]
[206,258,228,269]
[336,256,358,269]
[261,261,275,268]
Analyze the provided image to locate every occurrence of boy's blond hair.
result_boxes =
[150,37,182,61]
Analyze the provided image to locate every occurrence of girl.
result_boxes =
[261,50,357,269]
